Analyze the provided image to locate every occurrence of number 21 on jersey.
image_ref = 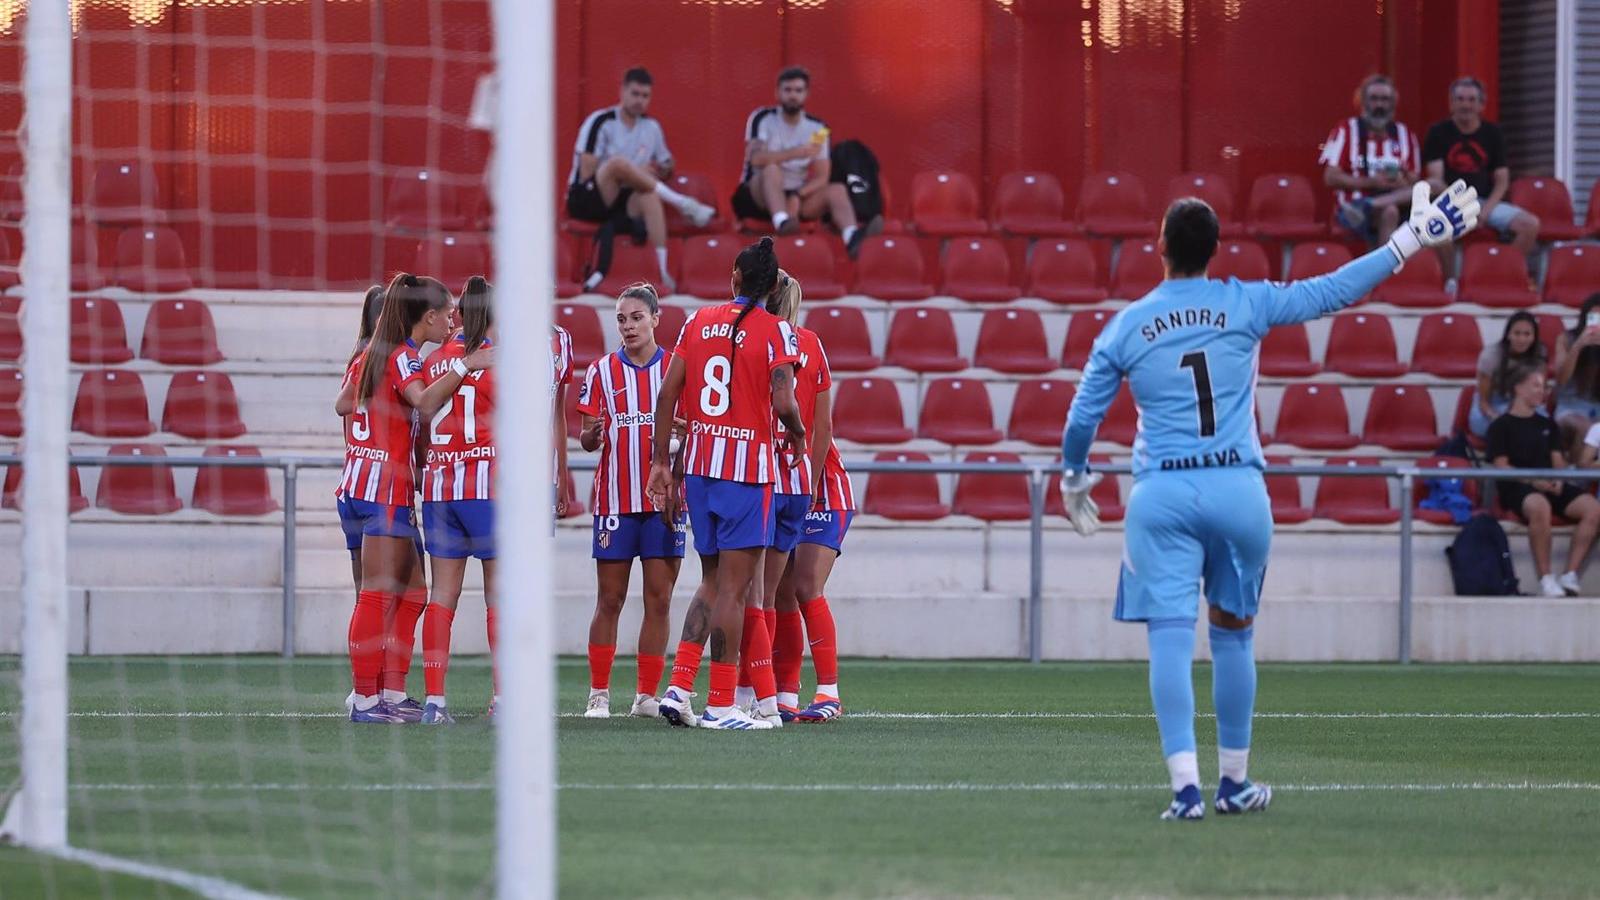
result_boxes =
[430,386,480,444]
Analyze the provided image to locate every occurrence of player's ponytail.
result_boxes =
[765,268,802,326]
[357,271,451,405]
[728,237,781,376]
[460,276,494,355]
[349,283,384,366]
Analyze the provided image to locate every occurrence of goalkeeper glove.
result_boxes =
[1060,468,1102,537]
[1385,179,1481,271]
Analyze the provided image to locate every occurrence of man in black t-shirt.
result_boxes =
[1486,364,1600,597]
[1423,77,1540,268]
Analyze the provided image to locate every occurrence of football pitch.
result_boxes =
[1,658,1597,899]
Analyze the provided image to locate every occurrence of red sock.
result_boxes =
[765,608,776,646]
[381,589,427,693]
[348,590,388,696]
[485,605,499,696]
[636,653,665,696]
[707,661,738,709]
[800,595,838,686]
[670,640,703,692]
[773,609,805,695]
[737,620,754,689]
[422,604,455,697]
[742,607,776,700]
[587,643,616,690]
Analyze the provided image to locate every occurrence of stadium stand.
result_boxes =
[113,227,193,294]
[1108,241,1163,300]
[70,297,134,365]
[940,237,1019,302]
[1165,172,1243,237]
[96,443,183,516]
[1246,173,1324,241]
[1313,456,1400,525]
[1542,244,1600,307]
[1588,180,1600,238]
[884,307,966,372]
[1370,248,1450,307]
[654,303,688,351]
[1274,384,1359,450]
[384,168,467,231]
[2,463,89,513]
[854,236,934,300]
[661,173,723,236]
[1024,240,1107,304]
[140,299,225,366]
[775,235,848,299]
[1006,379,1074,447]
[677,234,741,299]
[70,222,107,291]
[192,445,281,517]
[592,241,663,298]
[87,160,163,225]
[973,308,1055,374]
[412,234,492,294]
[1259,321,1320,377]
[0,230,17,289]
[1264,456,1313,525]
[862,450,950,520]
[1061,309,1112,369]
[833,378,913,444]
[554,304,606,370]
[952,451,1031,521]
[0,369,20,437]
[917,378,1001,445]
[0,296,18,361]
[1286,242,1354,282]
[1362,385,1442,451]
[71,369,153,438]
[804,306,879,371]
[1409,313,1484,378]
[1509,176,1582,241]
[911,171,988,237]
[1413,455,1478,525]
[1323,313,1405,377]
[161,371,247,440]
[1458,244,1538,307]
[1099,386,1138,446]
[1209,239,1272,282]
[1077,172,1151,238]
[993,172,1078,238]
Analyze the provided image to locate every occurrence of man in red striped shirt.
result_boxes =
[1319,74,1422,247]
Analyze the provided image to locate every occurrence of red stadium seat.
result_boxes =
[0,162,21,221]
[863,451,949,521]
[677,234,741,299]
[939,237,1018,302]
[1362,384,1441,451]
[833,378,913,444]
[1509,176,1582,241]
[1414,455,1478,524]
[884,307,966,372]
[413,234,491,289]
[917,378,1000,445]
[113,226,192,293]
[70,297,133,364]
[1100,385,1138,446]
[952,451,1032,521]
[72,369,152,437]
[1458,244,1536,308]
[1259,322,1319,377]
[140,299,223,365]
[993,172,1078,237]
[560,467,586,518]
[1323,313,1405,377]
[1165,172,1242,236]
[1588,179,1600,238]
[1274,384,1358,450]
[775,235,847,300]
[661,173,723,236]
[71,223,106,291]
[0,229,17,289]
[1410,313,1484,378]
[1542,244,1600,308]
[1077,172,1151,238]
[594,240,665,299]
[555,304,606,371]
[0,369,20,437]
[1007,379,1074,446]
[563,379,584,439]
[1062,309,1113,369]
[385,168,467,231]
[974,308,1054,374]
[1109,241,1163,300]
[1313,456,1398,525]
[193,445,280,516]
[0,296,18,361]
[1371,248,1450,307]
[654,304,689,352]
[804,306,879,371]
[554,238,581,299]
[161,370,247,440]
[1286,242,1353,282]
[88,160,162,225]
[1247,173,1324,241]
[854,236,934,300]
[96,444,182,516]
[1025,240,1107,304]
[2,462,89,513]
[911,171,988,236]
[1264,457,1312,525]
[1209,239,1271,282]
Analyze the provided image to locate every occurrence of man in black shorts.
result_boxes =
[1487,363,1600,597]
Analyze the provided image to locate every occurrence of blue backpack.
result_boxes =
[1446,514,1519,596]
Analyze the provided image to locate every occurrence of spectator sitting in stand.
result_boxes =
[1319,74,1422,247]
[1553,294,1600,458]
[1471,311,1547,441]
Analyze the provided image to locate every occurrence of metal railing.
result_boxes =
[0,453,1583,663]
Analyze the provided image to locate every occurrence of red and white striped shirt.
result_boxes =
[774,327,831,496]
[551,326,573,400]
[421,336,496,502]
[577,347,671,514]
[675,299,800,484]
[338,342,424,506]
[1318,117,1422,207]
[813,443,855,512]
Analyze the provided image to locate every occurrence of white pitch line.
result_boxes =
[66,781,1600,794]
[7,710,1594,720]
[46,845,284,900]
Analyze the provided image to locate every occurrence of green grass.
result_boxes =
[1,657,1598,898]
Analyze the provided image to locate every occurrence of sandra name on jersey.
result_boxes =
[1139,307,1228,343]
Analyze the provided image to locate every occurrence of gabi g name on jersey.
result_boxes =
[1139,307,1228,343]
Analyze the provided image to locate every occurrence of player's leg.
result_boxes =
[793,511,848,720]
[338,498,364,713]
[771,554,806,716]
[422,550,466,724]
[585,559,631,718]
[696,479,776,729]
[481,557,498,714]
[632,509,685,716]
[377,524,429,719]
[734,548,772,714]
[1558,492,1600,595]
[350,521,413,723]
[660,556,714,727]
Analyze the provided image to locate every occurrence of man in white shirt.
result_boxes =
[732,67,879,258]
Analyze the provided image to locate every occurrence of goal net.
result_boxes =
[0,1,555,896]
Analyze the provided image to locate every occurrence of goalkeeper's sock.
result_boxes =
[799,595,838,685]
[1147,617,1199,785]
[587,643,615,691]
[773,609,805,695]
[669,640,704,692]
[486,605,500,697]
[347,590,388,697]
[636,653,665,696]
[422,604,455,698]
[381,589,428,694]
[743,606,777,702]
[1210,622,1257,783]
[707,661,738,711]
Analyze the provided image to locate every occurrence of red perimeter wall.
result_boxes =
[0,0,1497,290]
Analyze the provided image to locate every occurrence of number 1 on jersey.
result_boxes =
[1179,351,1216,438]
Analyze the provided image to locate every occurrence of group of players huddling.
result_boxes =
[332,174,1484,813]
[333,236,846,731]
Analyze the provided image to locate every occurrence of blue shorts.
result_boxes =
[797,508,854,555]
[422,499,497,560]
[767,493,812,553]
[1114,468,1271,624]
[593,511,688,560]
[338,496,424,560]
[684,475,773,556]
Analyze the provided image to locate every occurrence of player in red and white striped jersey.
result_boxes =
[552,324,575,516]
[1320,74,1423,247]
[334,273,491,723]
[647,236,804,730]
[416,276,500,724]
[576,282,687,720]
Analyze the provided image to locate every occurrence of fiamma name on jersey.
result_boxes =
[614,411,656,428]
[699,322,750,345]
[427,359,488,381]
[427,445,498,464]
[692,420,757,440]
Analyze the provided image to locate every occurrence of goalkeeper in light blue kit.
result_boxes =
[1061,180,1480,820]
